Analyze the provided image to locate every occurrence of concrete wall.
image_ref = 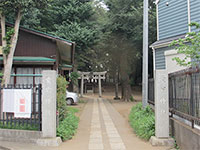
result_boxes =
[0,71,60,146]
[0,129,42,143]
[170,118,200,150]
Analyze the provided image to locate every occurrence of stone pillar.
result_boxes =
[155,70,169,137]
[37,70,62,146]
[81,75,84,97]
[98,75,102,97]
[150,70,174,146]
[42,70,57,138]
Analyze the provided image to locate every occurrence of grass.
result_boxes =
[0,122,38,131]
[78,99,85,103]
[173,137,180,150]
[67,107,79,114]
[129,102,155,140]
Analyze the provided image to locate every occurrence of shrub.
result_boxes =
[130,96,135,102]
[129,102,155,140]
[68,72,80,86]
[57,108,79,141]
[57,76,69,121]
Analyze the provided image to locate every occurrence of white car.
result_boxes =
[66,90,79,105]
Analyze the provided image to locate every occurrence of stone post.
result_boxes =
[98,75,102,97]
[37,70,61,146]
[81,74,84,97]
[150,70,174,146]
[42,70,56,138]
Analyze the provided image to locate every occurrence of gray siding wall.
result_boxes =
[158,0,188,40]
[155,46,173,70]
[190,0,200,32]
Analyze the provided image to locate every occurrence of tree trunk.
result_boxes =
[72,65,79,93]
[3,11,22,85]
[121,74,132,101]
[0,14,7,65]
[114,69,120,100]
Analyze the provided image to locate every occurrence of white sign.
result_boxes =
[3,89,32,118]
[14,89,32,118]
[3,89,15,113]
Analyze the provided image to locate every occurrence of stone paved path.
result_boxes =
[0,97,170,150]
[59,98,169,150]
[89,99,126,150]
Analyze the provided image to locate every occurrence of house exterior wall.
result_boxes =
[157,0,200,40]
[165,50,189,73]
[158,0,188,40]
[155,46,170,70]
[14,30,57,58]
[190,0,200,32]
[155,0,200,71]
[9,66,52,85]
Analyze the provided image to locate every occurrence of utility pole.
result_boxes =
[142,0,148,108]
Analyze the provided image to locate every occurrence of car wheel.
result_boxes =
[66,98,73,105]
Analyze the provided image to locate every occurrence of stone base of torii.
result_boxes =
[78,71,107,98]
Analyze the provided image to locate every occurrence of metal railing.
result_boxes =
[148,78,154,105]
[169,67,200,128]
[0,84,42,131]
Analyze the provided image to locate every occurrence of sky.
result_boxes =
[94,0,109,10]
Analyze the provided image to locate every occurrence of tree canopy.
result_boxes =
[170,22,200,67]
[0,0,50,84]
[20,0,102,71]
[0,0,158,96]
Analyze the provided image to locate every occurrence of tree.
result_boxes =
[170,22,200,67]
[20,0,103,71]
[0,0,50,85]
[97,0,156,101]
[103,33,138,101]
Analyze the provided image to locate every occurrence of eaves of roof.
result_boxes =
[150,34,187,49]
[6,23,74,46]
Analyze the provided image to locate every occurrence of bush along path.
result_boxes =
[57,107,79,141]
[56,75,79,141]
[129,103,155,140]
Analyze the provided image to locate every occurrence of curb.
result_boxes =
[0,146,13,150]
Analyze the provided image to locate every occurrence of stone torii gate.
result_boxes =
[78,71,107,98]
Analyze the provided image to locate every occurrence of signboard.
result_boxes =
[3,89,32,118]
[3,89,15,112]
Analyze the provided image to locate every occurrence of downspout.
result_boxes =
[152,47,156,79]
[187,0,191,32]
[156,2,159,40]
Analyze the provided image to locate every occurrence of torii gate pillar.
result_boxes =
[98,75,102,97]
[80,74,84,98]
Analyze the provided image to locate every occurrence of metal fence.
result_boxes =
[169,67,200,128]
[148,78,154,105]
[0,84,42,131]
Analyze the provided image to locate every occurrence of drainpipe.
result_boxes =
[187,0,191,32]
